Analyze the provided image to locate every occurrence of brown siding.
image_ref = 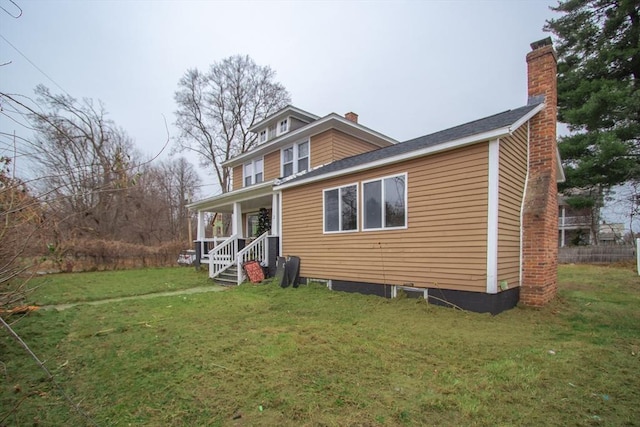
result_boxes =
[281,143,490,292]
[497,126,528,290]
[264,151,280,181]
[232,165,243,191]
[311,130,385,168]
[311,131,333,168]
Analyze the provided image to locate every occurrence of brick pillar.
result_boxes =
[521,37,559,307]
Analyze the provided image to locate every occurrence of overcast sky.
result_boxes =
[1,0,558,195]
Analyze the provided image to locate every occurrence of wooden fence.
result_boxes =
[558,245,636,264]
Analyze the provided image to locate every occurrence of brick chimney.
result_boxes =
[521,37,559,307]
[345,112,358,123]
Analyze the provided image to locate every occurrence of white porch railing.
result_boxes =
[198,237,228,264]
[235,232,269,284]
[208,234,238,279]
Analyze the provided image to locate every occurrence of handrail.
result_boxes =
[236,232,269,284]
[197,236,229,263]
[208,234,238,279]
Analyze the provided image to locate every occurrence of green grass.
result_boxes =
[2,264,640,426]
[24,267,212,305]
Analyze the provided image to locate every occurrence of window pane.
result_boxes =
[384,175,406,227]
[363,180,382,229]
[283,147,293,163]
[341,185,357,231]
[324,189,339,232]
[298,157,308,173]
[245,176,251,186]
[283,163,293,177]
[298,141,309,157]
[255,158,263,174]
[255,172,263,184]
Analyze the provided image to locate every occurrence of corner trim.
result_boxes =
[486,139,499,294]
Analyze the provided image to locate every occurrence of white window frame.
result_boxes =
[243,157,264,187]
[362,172,408,231]
[258,129,268,143]
[323,183,359,234]
[281,139,310,178]
[276,118,289,136]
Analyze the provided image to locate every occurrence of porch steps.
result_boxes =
[214,266,239,286]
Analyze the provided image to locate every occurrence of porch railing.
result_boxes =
[208,234,238,279]
[235,232,269,284]
[198,237,228,264]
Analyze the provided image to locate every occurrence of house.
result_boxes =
[558,195,625,246]
[558,194,593,246]
[188,37,564,314]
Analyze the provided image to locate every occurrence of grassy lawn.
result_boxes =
[2,264,639,426]
[24,267,213,306]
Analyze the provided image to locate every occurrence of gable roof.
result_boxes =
[275,100,562,190]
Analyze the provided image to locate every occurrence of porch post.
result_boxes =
[197,211,206,241]
[271,192,279,236]
[232,202,243,237]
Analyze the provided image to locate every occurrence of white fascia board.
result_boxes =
[276,125,512,191]
[187,180,274,211]
[225,114,397,168]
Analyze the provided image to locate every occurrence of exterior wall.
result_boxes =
[281,142,490,292]
[264,151,280,181]
[232,165,243,191]
[521,39,559,306]
[289,117,308,133]
[497,126,529,289]
[311,129,383,168]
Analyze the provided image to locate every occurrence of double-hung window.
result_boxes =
[323,184,358,233]
[244,158,264,187]
[363,173,407,230]
[277,119,289,136]
[282,140,309,178]
[258,129,268,143]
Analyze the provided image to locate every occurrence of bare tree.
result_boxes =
[29,85,140,242]
[173,55,290,193]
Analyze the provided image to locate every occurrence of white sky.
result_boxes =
[1,0,565,199]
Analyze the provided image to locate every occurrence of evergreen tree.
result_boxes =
[545,0,640,240]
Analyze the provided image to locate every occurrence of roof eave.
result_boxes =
[275,126,512,191]
[224,114,397,168]
[187,180,274,211]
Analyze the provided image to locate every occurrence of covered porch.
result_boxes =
[188,181,281,285]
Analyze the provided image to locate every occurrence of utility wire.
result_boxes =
[0,33,71,97]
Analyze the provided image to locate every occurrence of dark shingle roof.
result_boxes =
[280,101,542,185]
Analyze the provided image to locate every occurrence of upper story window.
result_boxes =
[244,158,264,187]
[324,184,358,233]
[363,173,407,230]
[282,140,309,178]
[277,118,289,136]
[258,129,268,143]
